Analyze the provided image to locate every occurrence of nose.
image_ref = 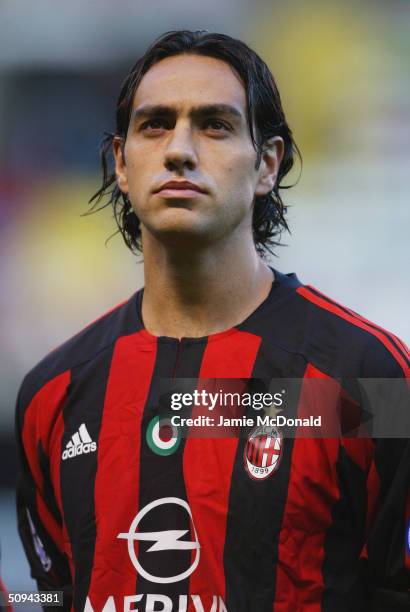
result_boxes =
[163,122,198,173]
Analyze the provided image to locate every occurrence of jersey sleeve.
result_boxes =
[363,438,410,611]
[360,340,410,610]
[15,372,73,609]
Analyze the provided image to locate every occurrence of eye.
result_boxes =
[140,118,170,132]
[203,119,231,133]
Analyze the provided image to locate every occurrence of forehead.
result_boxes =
[133,54,247,113]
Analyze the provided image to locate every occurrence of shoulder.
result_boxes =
[17,292,141,416]
[293,283,409,378]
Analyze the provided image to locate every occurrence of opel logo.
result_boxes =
[117,497,200,584]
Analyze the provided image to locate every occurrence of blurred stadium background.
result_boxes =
[0,0,409,600]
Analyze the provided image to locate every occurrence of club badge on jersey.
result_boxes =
[243,424,283,481]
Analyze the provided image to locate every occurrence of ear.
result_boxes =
[255,136,284,197]
[113,136,129,194]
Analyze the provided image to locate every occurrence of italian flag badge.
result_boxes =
[146,415,181,456]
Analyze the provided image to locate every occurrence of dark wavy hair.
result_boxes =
[89,30,301,257]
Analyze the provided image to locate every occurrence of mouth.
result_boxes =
[154,181,206,199]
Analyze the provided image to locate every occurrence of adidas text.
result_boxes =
[62,442,97,460]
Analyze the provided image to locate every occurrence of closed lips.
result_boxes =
[157,181,206,193]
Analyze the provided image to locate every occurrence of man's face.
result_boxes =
[114,54,282,249]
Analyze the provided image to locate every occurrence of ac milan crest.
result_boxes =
[244,424,283,480]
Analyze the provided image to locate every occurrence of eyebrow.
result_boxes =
[132,103,244,123]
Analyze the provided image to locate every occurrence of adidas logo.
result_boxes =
[62,423,97,461]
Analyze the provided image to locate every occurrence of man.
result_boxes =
[16,30,409,612]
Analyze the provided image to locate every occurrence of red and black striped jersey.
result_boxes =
[15,270,410,611]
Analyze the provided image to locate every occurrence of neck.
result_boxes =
[140,229,274,339]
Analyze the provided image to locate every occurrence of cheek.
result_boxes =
[223,156,257,199]
[124,141,157,183]
[228,146,258,178]
[125,159,150,197]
